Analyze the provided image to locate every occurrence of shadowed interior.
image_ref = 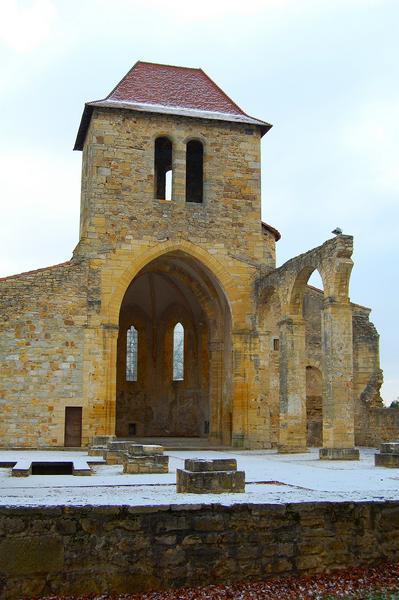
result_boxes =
[116,251,232,443]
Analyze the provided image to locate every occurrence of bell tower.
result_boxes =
[73,61,276,266]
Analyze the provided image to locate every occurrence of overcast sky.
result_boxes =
[0,0,397,403]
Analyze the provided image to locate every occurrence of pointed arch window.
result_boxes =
[154,136,173,200]
[186,140,203,203]
[173,322,184,381]
[126,325,138,381]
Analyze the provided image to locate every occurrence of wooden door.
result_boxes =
[64,407,82,447]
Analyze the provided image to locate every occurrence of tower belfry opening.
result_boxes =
[155,136,173,200]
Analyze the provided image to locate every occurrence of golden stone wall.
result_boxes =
[0,106,391,448]
[0,262,88,446]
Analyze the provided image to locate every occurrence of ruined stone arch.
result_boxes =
[287,265,326,317]
[102,242,233,443]
[102,240,236,327]
[256,235,356,454]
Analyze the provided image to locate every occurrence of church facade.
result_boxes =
[0,62,390,450]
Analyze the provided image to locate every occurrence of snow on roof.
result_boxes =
[74,61,272,150]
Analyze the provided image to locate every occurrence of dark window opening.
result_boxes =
[273,338,280,351]
[155,137,173,200]
[31,462,73,475]
[128,423,137,436]
[186,140,203,203]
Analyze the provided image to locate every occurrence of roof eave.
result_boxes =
[73,104,94,151]
[74,101,272,151]
[262,221,281,242]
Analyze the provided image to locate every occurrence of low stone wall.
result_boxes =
[1,501,399,599]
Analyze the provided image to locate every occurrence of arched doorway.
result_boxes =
[115,251,232,444]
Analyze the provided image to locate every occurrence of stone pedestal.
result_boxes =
[375,442,399,467]
[123,444,169,474]
[104,441,131,464]
[176,458,245,493]
[319,447,359,460]
[88,435,116,456]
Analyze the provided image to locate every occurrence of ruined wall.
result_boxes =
[352,308,385,446]
[1,501,399,599]
[255,284,386,449]
[0,261,88,447]
[364,408,399,445]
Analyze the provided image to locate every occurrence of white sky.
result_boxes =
[0,0,397,404]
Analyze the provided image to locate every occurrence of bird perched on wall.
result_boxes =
[332,227,342,235]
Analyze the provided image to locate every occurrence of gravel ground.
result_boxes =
[35,563,399,600]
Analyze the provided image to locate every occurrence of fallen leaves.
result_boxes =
[36,562,399,599]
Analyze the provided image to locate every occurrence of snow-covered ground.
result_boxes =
[0,447,398,507]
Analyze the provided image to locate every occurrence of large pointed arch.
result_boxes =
[102,240,236,327]
[101,243,233,445]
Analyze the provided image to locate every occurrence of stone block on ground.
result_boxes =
[176,468,245,493]
[88,435,116,456]
[128,444,164,456]
[184,458,237,472]
[375,441,399,467]
[91,435,116,446]
[319,447,360,460]
[380,442,399,454]
[375,453,399,467]
[72,459,92,476]
[123,454,169,474]
[107,441,131,451]
[104,441,132,464]
[11,461,32,477]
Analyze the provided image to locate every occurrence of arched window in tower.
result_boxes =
[186,140,203,203]
[173,322,184,381]
[126,325,138,381]
[154,137,173,200]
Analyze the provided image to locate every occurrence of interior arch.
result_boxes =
[116,251,232,443]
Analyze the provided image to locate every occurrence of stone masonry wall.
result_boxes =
[0,260,88,447]
[74,107,275,448]
[260,285,385,448]
[1,501,399,599]
[360,408,399,447]
[76,108,269,267]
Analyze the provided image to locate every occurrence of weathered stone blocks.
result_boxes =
[123,455,169,474]
[176,458,245,493]
[375,441,399,467]
[123,444,169,474]
[319,447,360,460]
[88,435,116,456]
[104,441,131,465]
[184,458,237,472]
[1,501,399,599]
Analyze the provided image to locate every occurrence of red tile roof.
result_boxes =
[108,61,252,115]
[74,61,271,150]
